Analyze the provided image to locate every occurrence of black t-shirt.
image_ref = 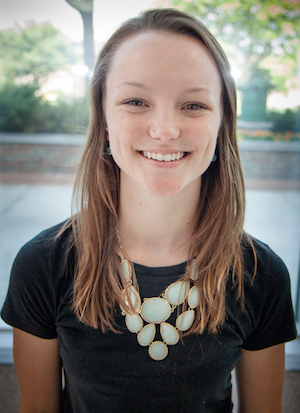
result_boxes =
[1,223,297,413]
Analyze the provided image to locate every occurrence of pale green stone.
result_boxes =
[148,341,168,361]
[165,281,190,305]
[188,286,200,309]
[125,313,143,333]
[122,285,141,310]
[141,298,171,323]
[176,310,195,331]
[121,259,131,280]
[160,322,179,345]
[190,260,199,280]
[137,323,155,346]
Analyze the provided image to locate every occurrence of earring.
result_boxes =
[212,153,217,162]
[106,146,112,155]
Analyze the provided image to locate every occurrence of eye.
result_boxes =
[182,103,206,110]
[124,99,147,107]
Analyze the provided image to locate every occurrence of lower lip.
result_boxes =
[138,152,188,167]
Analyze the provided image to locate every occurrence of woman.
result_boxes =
[1,8,297,413]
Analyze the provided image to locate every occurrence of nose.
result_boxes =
[149,109,180,142]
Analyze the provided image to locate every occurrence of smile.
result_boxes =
[141,151,186,162]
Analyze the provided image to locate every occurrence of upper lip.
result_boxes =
[138,149,189,154]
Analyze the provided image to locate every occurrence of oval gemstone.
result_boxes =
[137,323,155,346]
[122,285,141,310]
[148,341,168,361]
[176,310,195,331]
[121,259,131,280]
[188,286,200,309]
[141,298,171,323]
[160,322,179,345]
[165,281,190,305]
[125,313,143,333]
[190,260,199,280]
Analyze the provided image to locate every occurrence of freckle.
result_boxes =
[139,202,142,205]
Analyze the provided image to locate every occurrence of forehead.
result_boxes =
[106,31,222,94]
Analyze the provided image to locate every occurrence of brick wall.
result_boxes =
[238,140,300,180]
[0,134,84,174]
[1,133,300,180]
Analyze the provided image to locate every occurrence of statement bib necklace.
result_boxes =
[119,257,200,361]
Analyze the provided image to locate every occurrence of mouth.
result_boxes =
[140,151,187,162]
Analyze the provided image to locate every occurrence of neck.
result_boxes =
[118,175,201,267]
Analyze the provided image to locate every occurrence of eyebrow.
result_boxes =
[117,81,151,90]
[117,81,215,95]
[184,86,214,94]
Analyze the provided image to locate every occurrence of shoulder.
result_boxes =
[14,220,73,271]
[1,220,74,338]
[9,219,75,296]
[237,234,297,350]
[20,220,73,253]
[242,234,290,293]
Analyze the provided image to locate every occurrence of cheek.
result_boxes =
[191,123,218,148]
[111,114,139,136]
[107,123,135,156]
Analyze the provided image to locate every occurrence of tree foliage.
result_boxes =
[0,22,86,133]
[173,0,300,61]
[0,22,76,84]
[172,0,300,83]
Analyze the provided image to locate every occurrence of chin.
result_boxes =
[143,179,184,198]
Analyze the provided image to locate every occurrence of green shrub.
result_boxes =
[0,82,89,133]
[267,108,300,133]
[0,82,41,131]
[31,97,89,134]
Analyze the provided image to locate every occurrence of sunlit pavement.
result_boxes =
[0,183,73,307]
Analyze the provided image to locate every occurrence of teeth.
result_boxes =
[142,151,185,161]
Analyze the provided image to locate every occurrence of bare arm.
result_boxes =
[13,328,62,413]
[235,343,285,413]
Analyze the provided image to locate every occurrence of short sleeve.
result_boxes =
[242,241,297,350]
[1,236,58,339]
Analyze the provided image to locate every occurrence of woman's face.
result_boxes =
[104,31,222,198]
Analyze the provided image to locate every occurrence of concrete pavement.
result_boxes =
[0,183,73,307]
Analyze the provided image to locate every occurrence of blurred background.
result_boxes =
[0,0,299,135]
[0,0,156,134]
[0,1,299,411]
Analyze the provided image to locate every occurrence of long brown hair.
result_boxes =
[69,8,254,334]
